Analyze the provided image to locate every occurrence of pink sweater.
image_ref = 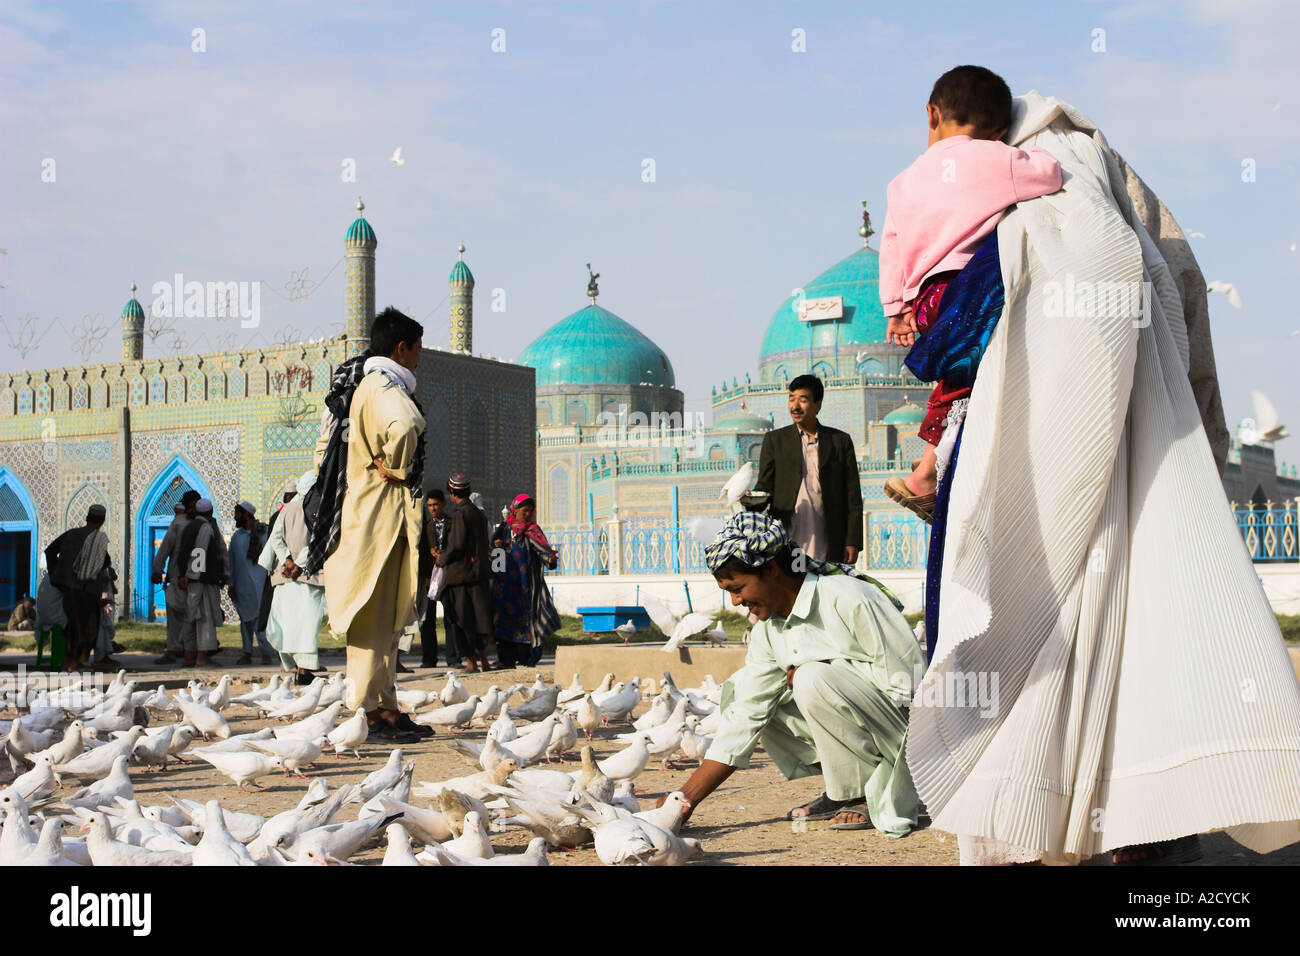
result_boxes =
[878,135,1062,316]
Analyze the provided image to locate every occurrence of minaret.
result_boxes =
[449,242,474,353]
[344,196,377,357]
[121,281,144,360]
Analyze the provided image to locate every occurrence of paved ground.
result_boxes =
[3,653,1296,865]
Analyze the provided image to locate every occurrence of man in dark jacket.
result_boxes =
[44,503,114,670]
[438,472,493,672]
[753,374,863,564]
[420,489,450,668]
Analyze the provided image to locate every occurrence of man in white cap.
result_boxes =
[229,500,275,665]
[177,497,228,667]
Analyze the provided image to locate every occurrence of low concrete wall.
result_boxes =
[553,643,749,691]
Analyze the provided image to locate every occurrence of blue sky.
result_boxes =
[2,0,1297,466]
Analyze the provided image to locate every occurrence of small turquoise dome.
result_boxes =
[346,217,376,245]
[121,297,145,321]
[882,402,925,425]
[517,304,675,388]
[713,411,773,432]
[760,245,885,371]
[449,259,473,283]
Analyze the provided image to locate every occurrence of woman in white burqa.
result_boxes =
[907,92,1300,865]
[259,471,326,683]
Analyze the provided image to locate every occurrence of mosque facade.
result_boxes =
[0,204,535,620]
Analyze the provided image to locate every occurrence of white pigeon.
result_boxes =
[197,751,285,792]
[421,835,549,867]
[278,701,346,744]
[66,755,134,809]
[611,780,640,813]
[488,706,518,743]
[642,597,716,653]
[131,725,176,770]
[597,736,650,783]
[395,687,433,711]
[633,694,671,732]
[686,516,725,546]
[595,683,642,725]
[1251,389,1290,442]
[695,707,722,736]
[57,727,146,780]
[703,627,728,646]
[495,715,559,767]
[593,814,703,866]
[19,817,70,866]
[679,722,714,763]
[1206,280,1242,309]
[289,810,402,864]
[557,674,586,705]
[85,698,135,735]
[249,736,323,777]
[508,686,560,722]
[412,759,519,803]
[141,685,177,713]
[4,753,60,807]
[359,749,407,802]
[547,711,579,762]
[193,799,258,866]
[389,146,405,166]
[491,789,592,848]
[378,796,455,844]
[635,790,691,834]
[207,675,233,711]
[439,673,469,705]
[719,460,756,510]
[261,680,325,722]
[230,675,282,706]
[26,720,86,767]
[326,707,369,758]
[416,695,481,731]
[81,812,191,866]
[168,797,266,844]
[317,673,350,709]
[472,686,506,723]
[573,694,602,740]
[176,696,232,740]
[382,821,423,866]
[425,810,493,860]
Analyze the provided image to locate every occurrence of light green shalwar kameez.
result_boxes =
[708,572,925,836]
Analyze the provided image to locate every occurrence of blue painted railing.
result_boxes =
[546,527,610,576]
[1234,503,1298,562]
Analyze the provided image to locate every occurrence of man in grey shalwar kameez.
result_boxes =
[177,498,228,667]
[150,490,200,664]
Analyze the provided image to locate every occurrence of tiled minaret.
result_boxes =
[345,197,377,357]
[449,243,474,353]
[121,282,144,360]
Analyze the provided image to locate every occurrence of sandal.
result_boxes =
[828,803,875,831]
[884,476,936,523]
[787,792,861,821]
[1113,834,1202,866]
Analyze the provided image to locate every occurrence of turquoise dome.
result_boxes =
[882,402,925,424]
[517,304,675,388]
[121,297,145,321]
[346,217,376,244]
[713,411,773,432]
[449,260,473,283]
[760,245,885,364]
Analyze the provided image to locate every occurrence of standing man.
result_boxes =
[150,489,200,665]
[753,374,862,564]
[229,501,276,665]
[318,307,431,742]
[439,473,494,673]
[257,478,299,636]
[177,498,228,667]
[43,503,114,672]
[419,489,450,668]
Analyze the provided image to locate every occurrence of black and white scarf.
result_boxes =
[302,353,425,575]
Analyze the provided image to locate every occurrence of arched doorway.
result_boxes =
[0,467,38,615]
[134,456,211,621]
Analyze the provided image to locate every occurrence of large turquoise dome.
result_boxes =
[758,245,890,381]
[517,304,675,388]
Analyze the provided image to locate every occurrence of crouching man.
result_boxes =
[674,512,924,835]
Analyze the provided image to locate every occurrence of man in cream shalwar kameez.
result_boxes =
[317,356,425,725]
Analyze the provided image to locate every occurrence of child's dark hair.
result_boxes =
[788,373,824,403]
[929,65,1012,139]
[370,306,423,357]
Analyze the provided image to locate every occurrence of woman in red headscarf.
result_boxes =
[491,494,560,668]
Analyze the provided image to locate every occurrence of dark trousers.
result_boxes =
[63,589,102,662]
[420,603,439,666]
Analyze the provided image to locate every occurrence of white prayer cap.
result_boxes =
[195,498,213,514]
[173,503,185,513]
[237,500,256,516]
[283,478,299,494]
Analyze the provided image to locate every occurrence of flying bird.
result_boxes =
[1251,389,1290,442]
[1206,280,1242,309]
[389,146,405,166]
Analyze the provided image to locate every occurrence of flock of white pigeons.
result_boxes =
[0,663,728,866]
